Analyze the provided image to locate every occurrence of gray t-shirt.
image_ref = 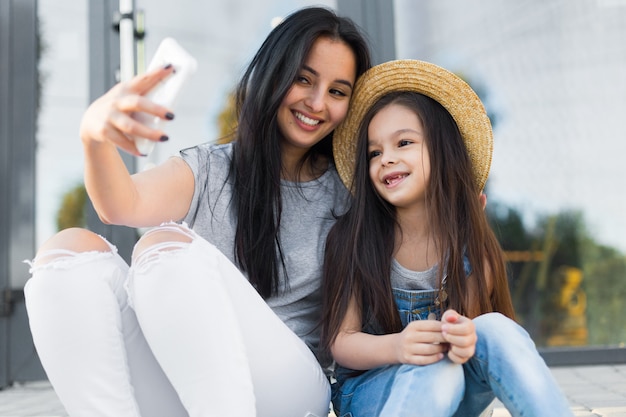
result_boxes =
[390,259,438,291]
[179,142,350,360]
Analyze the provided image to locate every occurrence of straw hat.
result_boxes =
[333,59,493,192]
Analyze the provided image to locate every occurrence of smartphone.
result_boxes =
[132,37,198,155]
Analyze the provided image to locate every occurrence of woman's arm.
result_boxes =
[80,65,195,227]
[331,296,448,370]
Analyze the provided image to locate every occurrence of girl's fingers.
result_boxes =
[441,309,460,324]
[441,312,475,337]
[441,314,477,364]
[447,351,469,365]
[442,324,477,350]
[405,319,443,332]
[398,311,477,366]
[405,329,446,345]
[442,332,476,350]
[447,344,476,364]
[407,352,445,366]
[441,322,475,338]
[408,342,447,356]
[403,343,448,366]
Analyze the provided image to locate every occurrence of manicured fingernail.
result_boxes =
[165,112,175,120]
[163,63,173,70]
[159,135,169,142]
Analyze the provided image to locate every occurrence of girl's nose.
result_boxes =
[381,151,396,166]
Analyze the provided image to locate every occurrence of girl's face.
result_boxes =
[277,36,357,155]
[367,103,431,211]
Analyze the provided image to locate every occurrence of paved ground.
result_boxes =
[0,364,625,416]
[493,364,626,417]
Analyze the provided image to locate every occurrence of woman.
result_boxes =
[25,7,371,417]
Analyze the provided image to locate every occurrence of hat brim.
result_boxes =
[333,59,493,192]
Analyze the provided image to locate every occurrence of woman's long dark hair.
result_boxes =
[320,92,515,355]
[231,7,371,298]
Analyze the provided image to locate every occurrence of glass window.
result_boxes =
[395,0,626,348]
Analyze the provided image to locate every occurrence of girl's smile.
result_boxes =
[382,171,409,187]
[368,103,430,211]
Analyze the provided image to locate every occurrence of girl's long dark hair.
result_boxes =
[231,7,371,298]
[320,92,515,355]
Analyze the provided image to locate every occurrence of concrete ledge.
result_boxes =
[540,345,626,367]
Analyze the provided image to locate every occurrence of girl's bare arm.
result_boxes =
[331,296,447,370]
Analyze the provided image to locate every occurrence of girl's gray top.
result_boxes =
[180,142,350,362]
[390,259,438,291]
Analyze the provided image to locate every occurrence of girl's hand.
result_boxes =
[441,309,477,364]
[79,64,176,156]
[394,319,448,366]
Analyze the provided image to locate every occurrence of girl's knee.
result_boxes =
[473,312,534,351]
[396,361,464,391]
[393,362,464,414]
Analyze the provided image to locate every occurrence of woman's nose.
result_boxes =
[303,88,324,112]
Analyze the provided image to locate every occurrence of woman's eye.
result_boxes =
[330,88,347,97]
[297,75,310,84]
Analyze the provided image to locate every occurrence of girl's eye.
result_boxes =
[368,150,381,160]
[399,139,412,147]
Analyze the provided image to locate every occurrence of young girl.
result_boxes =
[25,7,370,417]
[321,60,574,417]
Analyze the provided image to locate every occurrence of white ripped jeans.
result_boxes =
[24,224,330,417]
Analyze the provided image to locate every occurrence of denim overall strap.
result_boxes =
[393,288,441,324]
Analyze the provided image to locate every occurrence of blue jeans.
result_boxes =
[332,289,573,417]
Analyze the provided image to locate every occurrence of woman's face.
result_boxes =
[367,102,431,212]
[277,36,357,155]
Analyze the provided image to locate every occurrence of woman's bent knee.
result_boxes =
[132,223,194,263]
[31,228,113,268]
[26,228,128,309]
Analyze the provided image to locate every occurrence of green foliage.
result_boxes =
[487,201,532,251]
[581,243,626,345]
[488,201,626,347]
[56,183,87,231]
